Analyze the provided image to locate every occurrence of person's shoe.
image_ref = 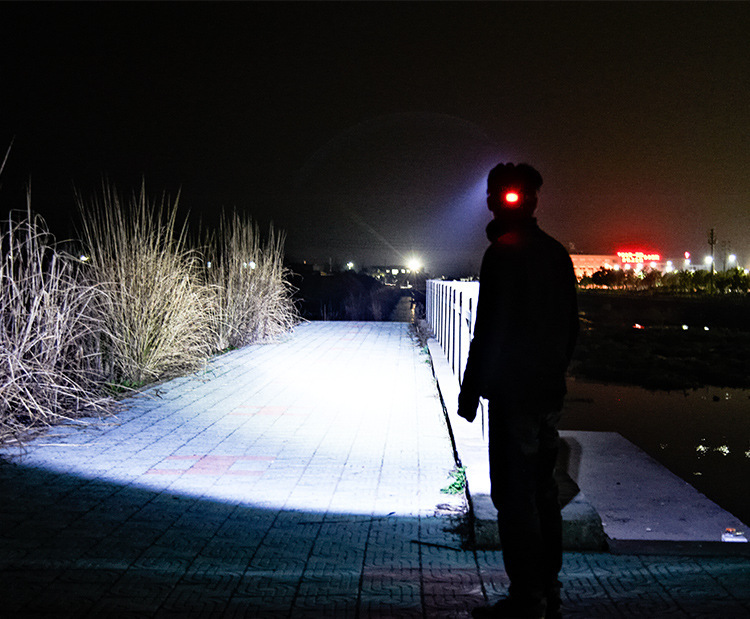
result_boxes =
[544,606,562,619]
[545,584,562,619]
[471,596,546,619]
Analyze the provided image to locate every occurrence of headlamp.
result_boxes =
[503,190,521,206]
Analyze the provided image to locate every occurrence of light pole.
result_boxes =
[707,229,716,293]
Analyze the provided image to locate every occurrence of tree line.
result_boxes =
[579,267,749,294]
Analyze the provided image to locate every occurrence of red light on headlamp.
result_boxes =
[503,191,521,205]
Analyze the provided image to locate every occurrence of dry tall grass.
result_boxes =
[205,211,298,351]
[0,206,110,443]
[78,186,216,386]
[1,174,299,444]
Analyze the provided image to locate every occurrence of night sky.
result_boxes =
[1,2,748,276]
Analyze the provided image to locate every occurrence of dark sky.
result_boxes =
[1,2,748,276]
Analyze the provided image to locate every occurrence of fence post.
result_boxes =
[456,290,462,383]
[426,280,479,384]
[449,289,455,375]
[442,283,447,349]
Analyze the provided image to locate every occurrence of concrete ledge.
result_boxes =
[425,325,748,548]
[469,475,607,551]
[560,429,749,542]
[561,492,609,550]
[425,332,607,550]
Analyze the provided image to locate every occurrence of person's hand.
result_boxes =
[457,391,478,422]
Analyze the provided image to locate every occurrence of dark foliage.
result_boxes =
[573,291,750,390]
[292,270,403,321]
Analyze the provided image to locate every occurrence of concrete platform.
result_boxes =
[562,430,748,542]
[426,335,748,549]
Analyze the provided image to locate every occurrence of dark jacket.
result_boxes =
[459,217,579,410]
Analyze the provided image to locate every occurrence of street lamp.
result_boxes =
[407,257,422,273]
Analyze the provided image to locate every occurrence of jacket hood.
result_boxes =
[486,216,538,243]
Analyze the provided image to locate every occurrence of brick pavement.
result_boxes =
[0,321,748,617]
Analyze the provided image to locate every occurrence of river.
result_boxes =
[561,378,750,528]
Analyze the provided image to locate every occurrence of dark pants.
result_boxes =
[488,396,563,603]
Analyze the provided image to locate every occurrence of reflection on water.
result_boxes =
[561,378,750,526]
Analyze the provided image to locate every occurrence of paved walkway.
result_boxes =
[1,322,748,617]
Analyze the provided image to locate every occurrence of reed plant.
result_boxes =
[1,170,299,443]
[205,211,298,351]
[77,186,216,386]
[0,205,110,442]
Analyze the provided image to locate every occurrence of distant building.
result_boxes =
[570,251,667,280]
[569,254,619,279]
[365,265,423,288]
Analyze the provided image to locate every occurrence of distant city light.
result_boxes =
[704,256,713,265]
[346,261,355,270]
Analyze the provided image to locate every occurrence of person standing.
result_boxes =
[458,163,579,619]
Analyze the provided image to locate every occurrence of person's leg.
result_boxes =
[487,398,547,608]
[537,410,563,617]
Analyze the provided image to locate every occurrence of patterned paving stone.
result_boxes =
[1,322,749,617]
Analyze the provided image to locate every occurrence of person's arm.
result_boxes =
[458,337,482,422]
[457,254,494,422]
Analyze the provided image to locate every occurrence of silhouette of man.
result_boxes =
[458,163,579,619]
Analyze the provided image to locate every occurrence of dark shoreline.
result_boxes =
[574,290,750,390]
[562,377,750,529]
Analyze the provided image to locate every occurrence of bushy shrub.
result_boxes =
[77,185,216,386]
[1,171,298,442]
[204,211,298,350]
[293,271,402,320]
[0,206,110,442]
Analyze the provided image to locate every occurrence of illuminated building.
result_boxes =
[570,251,664,279]
[365,265,424,287]
[569,254,619,279]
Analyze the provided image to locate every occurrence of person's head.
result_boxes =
[486,162,543,221]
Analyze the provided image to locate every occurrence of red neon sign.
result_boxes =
[617,251,661,264]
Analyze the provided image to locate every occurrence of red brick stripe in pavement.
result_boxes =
[146,455,275,476]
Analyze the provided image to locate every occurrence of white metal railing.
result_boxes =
[425,279,480,386]
[425,279,490,443]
